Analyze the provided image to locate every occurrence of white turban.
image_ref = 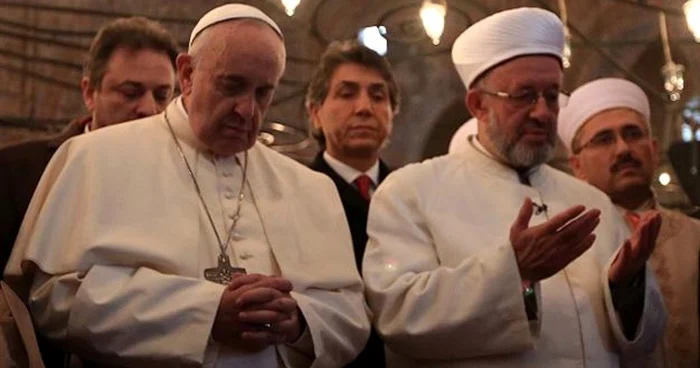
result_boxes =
[189,4,283,49]
[452,7,564,89]
[448,118,478,154]
[558,78,650,152]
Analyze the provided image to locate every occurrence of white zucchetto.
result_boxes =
[189,3,283,49]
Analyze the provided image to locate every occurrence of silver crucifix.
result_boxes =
[204,254,246,284]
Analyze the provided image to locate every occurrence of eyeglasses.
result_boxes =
[574,125,649,154]
[480,88,568,109]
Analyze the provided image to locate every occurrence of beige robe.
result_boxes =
[362,137,666,367]
[621,205,700,368]
[4,100,370,367]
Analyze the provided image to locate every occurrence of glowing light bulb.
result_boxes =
[358,26,388,56]
[684,1,700,41]
[420,0,447,45]
[281,0,300,16]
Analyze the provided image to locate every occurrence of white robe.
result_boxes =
[362,137,666,367]
[4,100,370,368]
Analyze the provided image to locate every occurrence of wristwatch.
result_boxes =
[522,281,538,320]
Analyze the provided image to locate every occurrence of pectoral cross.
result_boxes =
[204,254,246,284]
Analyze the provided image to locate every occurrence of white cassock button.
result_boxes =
[239,251,253,260]
[230,231,244,241]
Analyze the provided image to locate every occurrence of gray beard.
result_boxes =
[484,110,555,168]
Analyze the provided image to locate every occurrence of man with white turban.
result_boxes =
[448,117,477,154]
[560,77,700,368]
[362,7,665,367]
[4,3,369,367]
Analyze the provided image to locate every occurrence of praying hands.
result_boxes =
[212,273,305,351]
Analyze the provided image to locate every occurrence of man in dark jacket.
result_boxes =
[306,39,400,368]
[0,16,179,278]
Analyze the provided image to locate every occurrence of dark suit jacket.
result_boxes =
[0,117,88,275]
[309,152,390,368]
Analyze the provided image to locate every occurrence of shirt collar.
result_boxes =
[323,151,379,185]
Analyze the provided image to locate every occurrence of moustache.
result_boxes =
[611,154,641,173]
[517,120,551,134]
[517,120,555,144]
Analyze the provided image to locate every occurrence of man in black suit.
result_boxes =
[0,16,179,275]
[306,39,400,367]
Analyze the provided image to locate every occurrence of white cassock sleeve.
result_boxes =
[361,169,535,360]
[31,267,225,366]
[3,142,226,367]
[266,168,371,367]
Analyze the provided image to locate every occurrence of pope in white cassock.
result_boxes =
[362,7,666,368]
[4,4,369,367]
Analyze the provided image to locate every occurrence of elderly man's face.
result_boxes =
[470,55,562,168]
[82,46,176,130]
[570,108,658,203]
[310,62,394,159]
[179,21,285,156]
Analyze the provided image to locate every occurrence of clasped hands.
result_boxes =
[212,273,304,351]
[510,198,661,285]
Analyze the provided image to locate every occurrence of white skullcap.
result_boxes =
[558,78,650,152]
[448,118,478,154]
[452,7,564,89]
[189,4,283,49]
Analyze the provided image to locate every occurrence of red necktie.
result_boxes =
[354,175,372,201]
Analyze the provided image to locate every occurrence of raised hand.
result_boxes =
[608,211,662,285]
[510,198,601,281]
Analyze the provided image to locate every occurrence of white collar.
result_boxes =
[168,96,210,154]
[323,151,379,186]
[176,95,188,118]
[471,136,494,159]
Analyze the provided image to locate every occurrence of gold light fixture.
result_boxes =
[558,0,571,68]
[280,0,301,16]
[659,12,685,102]
[420,0,447,45]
